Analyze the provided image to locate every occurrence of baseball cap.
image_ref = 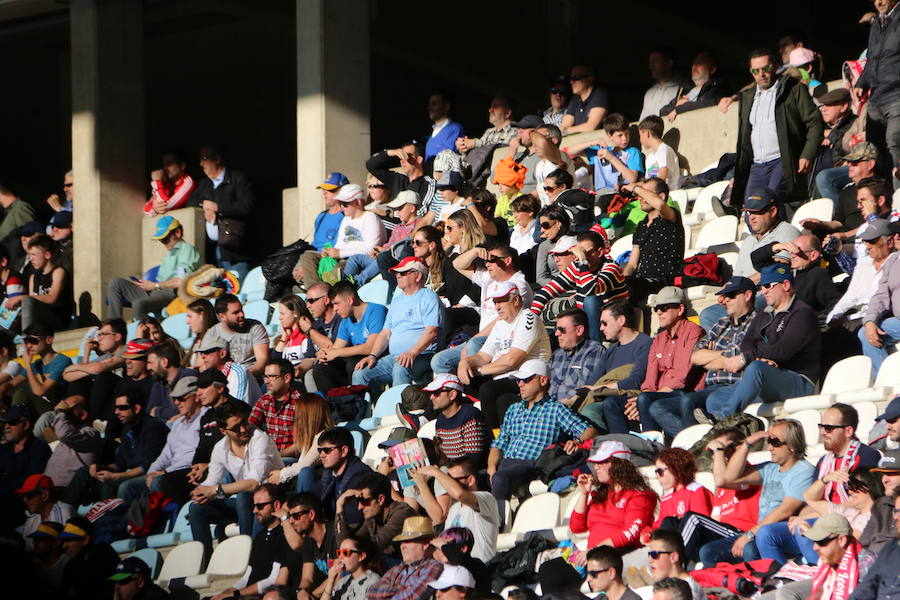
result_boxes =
[122,338,155,359]
[334,183,365,204]
[151,216,181,240]
[386,190,420,209]
[817,88,851,106]
[377,427,417,449]
[588,440,632,463]
[511,115,542,129]
[23,323,54,338]
[0,404,35,424]
[108,557,151,583]
[422,373,464,393]
[651,286,686,307]
[435,171,464,190]
[743,189,777,213]
[433,150,463,174]
[487,280,520,302]
[872,448,900,473]
[803,512,851,542]
[758,264,794,287]
[859,219,891,242]
[429,565,477,590]
[12,221,43,237]
[16,473,53,494]
[877,395,900,422]
[549,236,578,255]
[170,376,198,399]
[196,334,226,353]
[49,211,73,228]
[316,172,349,191]
[716,276,756,296]
[389,256,428,275]
[787,47,816,68]
[58,521,90,540]
[28,521,63,539]
[197,368,228,388]
[509,359,549,380]
[844,142,879,163]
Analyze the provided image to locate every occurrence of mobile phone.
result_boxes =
[129,276,140,282]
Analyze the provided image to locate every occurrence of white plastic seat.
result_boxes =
[747,450,771,465]
[242,299,271,324]
[417,419,437,439]
[855,401,878,441]
[672,424,711,450]
[839,353,900,404]
[783,356,873,412]
[362,426,394,468]
[147,501,193,548]
[695,471,716,494]
[184,535,252,589]
[791,198,834,229]
[669,189,689,214]
[684,180,730,226]
[240,266,266,303]
[786,409,821,446]
[496,493,560,550]
[155,540,204,587]
[719,251,739,267]
[693,215,738,251]
[609,234,633,261]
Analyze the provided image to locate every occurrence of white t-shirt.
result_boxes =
[644,142,681,191]
[202,426,284,487]
[335,211,386,258]
[481,309,551,367]
[445,491,501,563]
[471,270,534,330]
[510,221,538,256]
[535,154,575,205]
[23,501,72,551]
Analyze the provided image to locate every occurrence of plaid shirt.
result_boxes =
[366,557,443,600]
[549,339,605,400]
[248,389,299,451]
[694,310,756,386]
[475,123,519,147]
[492,396,590,460]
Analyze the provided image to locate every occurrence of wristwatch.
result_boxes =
[745,530,755,540]
[216,484,226,500]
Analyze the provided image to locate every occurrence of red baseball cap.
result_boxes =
[389,256,428,275]
[17,474,54,494]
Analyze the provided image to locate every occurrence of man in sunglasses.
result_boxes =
[560,65,609,136]
[0,404,50,497]
[852,489,900,598]
[365,141,438,223]
[584,545,642,600]
[705,264,821,419]
[732,47,823,214]
[278,492,333,600]
[310,427,373,519]
[421,374,491,464]
[15,323,72,415]
[646,529,705,600]
[209,484,296,600]
[15,474,69,549]
[335,471,415,561]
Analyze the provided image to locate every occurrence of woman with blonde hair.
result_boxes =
[267,392,334,492]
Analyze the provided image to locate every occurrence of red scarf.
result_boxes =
[810,540,860,600]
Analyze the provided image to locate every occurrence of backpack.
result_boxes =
[326,385,369,423]
[535,444,589,484]
[126,491,177,537]
[691,559,781,596]
[486,532,556,592]
[260,238,315,301]
[675,253,724,288]
[556,189,596,233]
[690,413,766,471]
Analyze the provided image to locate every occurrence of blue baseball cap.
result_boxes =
[743,188,777,213]
[436,170,464,190]
[758,264,794,287]
[151,215,181,240]
[12,221,44,237]
[50,211,73,228]
[715,276,756,296]
[316,172,349,191]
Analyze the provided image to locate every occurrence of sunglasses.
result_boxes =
[516,375,537,385]
[367,184,387,189]
[549,87,566,95]
[429,388,454,396]
[173,395,194,403]
[306,295,325,304]
[63,183,74,188]
[814,535,838,546]
[263,373,286,379]
[569,74,588,81]
[318,446,340,454]
[555,326,568,334]
[289,509,311,520]
[543,185,559,193]
[23,336,42,345]
[587,568,610,577]
[412,239,428,247]
[113,404,133,412]
[767,437,787,448]
[653,303,680,312]
[225,419,249,433]
[539,221,556,230]
[750,65,775,75]
[818,423,848,433]
[253,501,274,510]
[485,256,506,265]
[647,550,674,560]
[654,467,669,476]
[492,295,514,304]
[760,282,783,291]
[336,548,360,558]
[356,496,376,506]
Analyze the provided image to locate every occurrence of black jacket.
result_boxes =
[659,78,729,116]
[740,296,822,383]
[857,7,900,107]
[749,243,841,319]
[365,152,438,216]
[733,75,824,206]
[190,168,256,262]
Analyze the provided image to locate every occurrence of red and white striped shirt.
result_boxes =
[145,174,196,216]
[530,258,628,315]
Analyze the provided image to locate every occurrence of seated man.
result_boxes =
[802,144,879,240]
[852,493,900,599]
[0,183,36,243]
[701,419,815,564]
[298,281,343,391]
[531,230,628,342]
[311,281,386,391]
[207,293,270,378]
[335,471,416,560]
[343,190,420,286]
[58,516,120,600]
[488,360,596,511]
[646,529,706,600]
[352,257,442,389]
[828,218,896,325]
[44,394,102,488]
[308,172,349,254]
[425,91,464,160]
[860,219,900,376]
[585,545,643,600]
[455,95,520,154]
[189,368,243,487]
[548,309,606,407]
[421,374,491,465]
[366,516,443,600]
[460,281,551,430]
[278,492,333,600]
[195,334,261,406]
[17,474,70,550]
[601,287,704,434]
[19,233,73,332]
[48,210,73,274]
[145,151,196,217]
[365,142,438,225]
[106,216,200,320]
[146,338,199,420]
[62,388,168,505]
[107,556,170,599]
[310,427,373,519]
[659,52,728,121]
[0,406,50,497]
[249,359,300,456]
[189,401,284,563]
[650,277,757,439]
[62,318,127,430]
[706,265,821,419]
[560,65,610,135]
[15,324,72,415]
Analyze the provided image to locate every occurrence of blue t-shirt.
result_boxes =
[311,210,345,251]
[385,288,443,356]
[337,302,388,346]
[592,146,644,191]
[36,353,72,382]
[756,460,816,520]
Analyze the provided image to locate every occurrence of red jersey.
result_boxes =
[570,487,657,549]
[145,174,196,216]
[712,484,761,532]
[650,482,714,530]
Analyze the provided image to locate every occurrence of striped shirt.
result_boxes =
[695,310,756,386]
[530,258,628,315]
[492,396,590,461]
[145,173,196,216]
[435,404,491,462]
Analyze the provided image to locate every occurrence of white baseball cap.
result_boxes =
[334,183,364,203]
[509,359,549,379]
[487,280,520,301]
[550,235,577,255]
[386,190,420,209]
[422,373,464,393]
[428,565,476,590]
[587,440,632,463]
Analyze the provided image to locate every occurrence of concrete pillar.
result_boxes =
[289,0,370,245]
[70,0,145,321]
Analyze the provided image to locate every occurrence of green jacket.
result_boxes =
[0,198,36,241]
[733,75,824,207]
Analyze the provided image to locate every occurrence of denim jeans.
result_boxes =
[351,353,434,387]
[582,294,605,343]
[858,316,900,377]
[755,519,818,565]
[343,254,380,286]
[648,388,719,439]
[215,247,249,282]
[699,533,761,565]
[189,491,260,563]
[814,166,851,202]
[599,394,660,434]
[430,336,487,374]
[295,466,317,493]
[705,361,814,419]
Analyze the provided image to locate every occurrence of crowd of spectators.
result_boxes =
[5,5,900,600]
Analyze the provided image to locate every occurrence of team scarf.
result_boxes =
[810,539,860,600]
[820,439,861,504]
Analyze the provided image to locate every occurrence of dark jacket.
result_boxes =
[190,168,256,263]
[733,75,824,206]
[0,434,51,495]
[856,7,900,107]
[115,414,169,473]
[825,110,857,165]
[61,542,120,600]
[860,495,897,553]
[312,455,373,519]
[658,78,729,116]
[365,152,438,216]
[739,296,822,383]
[749,243,841,320]
[851,537,900,599]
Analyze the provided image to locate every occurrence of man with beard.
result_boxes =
[424,90,464,161]
[207,294,269,378]
[189,369,242,488]
[455,95,520,153]
[146,339,198,420]
[58,516,120,600]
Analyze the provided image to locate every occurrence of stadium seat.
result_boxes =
[836,352,900,404]
[111,537,137,553]
[609,234,633,262]
[747,450,771,465]
[161,312,191,341]
[418,419,437,439]
[184,534,252,590]
[684,180,730,226]
[696,471,716,493]
[130,548,162,580]
[672,424,711,450]
[155,540,204,587]
[146,501,193,548]
[783,355,873,412]
[350,430,365,456]
[126,319,140,341]
[693,215,738,252]
[242,299,271,324]
[855,401,878,441]
[788,409,821,446]
[790,198,834,229]
[496,493,560,550]
[240,267,266,303]
[669,189,689,214]
[358,280,390,305]
[358,384,408,430]
[224,523,241,538]
[362,426,394,468]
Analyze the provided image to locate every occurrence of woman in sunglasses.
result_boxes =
[645,448,713,541]
[410,226,445,293]
[438,211,484,310]
[363,175,391,218]
[321,535,381,600]
[535,204,572,287]
[267,393,333,492]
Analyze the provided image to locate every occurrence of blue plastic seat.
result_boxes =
[358,280,389,305]
[161,312,191,341]
[241,266,266,303]
[243,299,271,324]
[130,548,162,580]
[358,384,408,431]
[146,501,193,548]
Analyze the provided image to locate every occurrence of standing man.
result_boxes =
[733,48,824,213]
[191,144,256,280]
[106,216,200,320]
[640,47,682,120]
[425,91,464,161]
[207,294,269,378]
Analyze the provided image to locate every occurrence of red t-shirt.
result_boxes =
[712,484,761,532]
[570,487,657,549]
[651,482,714,530]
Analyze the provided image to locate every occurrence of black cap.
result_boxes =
[23,323,54,338]
[889,221,900,236]
[511,115,543,129]
[196,368,228,389]
[108,557,151,583]
[49,211,73,228]
[0,404,35,423]
[743,188,777,212]
[12,221,43,237]
[715,276,757,296]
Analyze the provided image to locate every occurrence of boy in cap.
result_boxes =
[106,215,200,319]
[28,521,69,590]
[367,516,443,600]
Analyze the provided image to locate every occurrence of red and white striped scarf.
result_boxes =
[820,439,861,504]
[810,539,860,600]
